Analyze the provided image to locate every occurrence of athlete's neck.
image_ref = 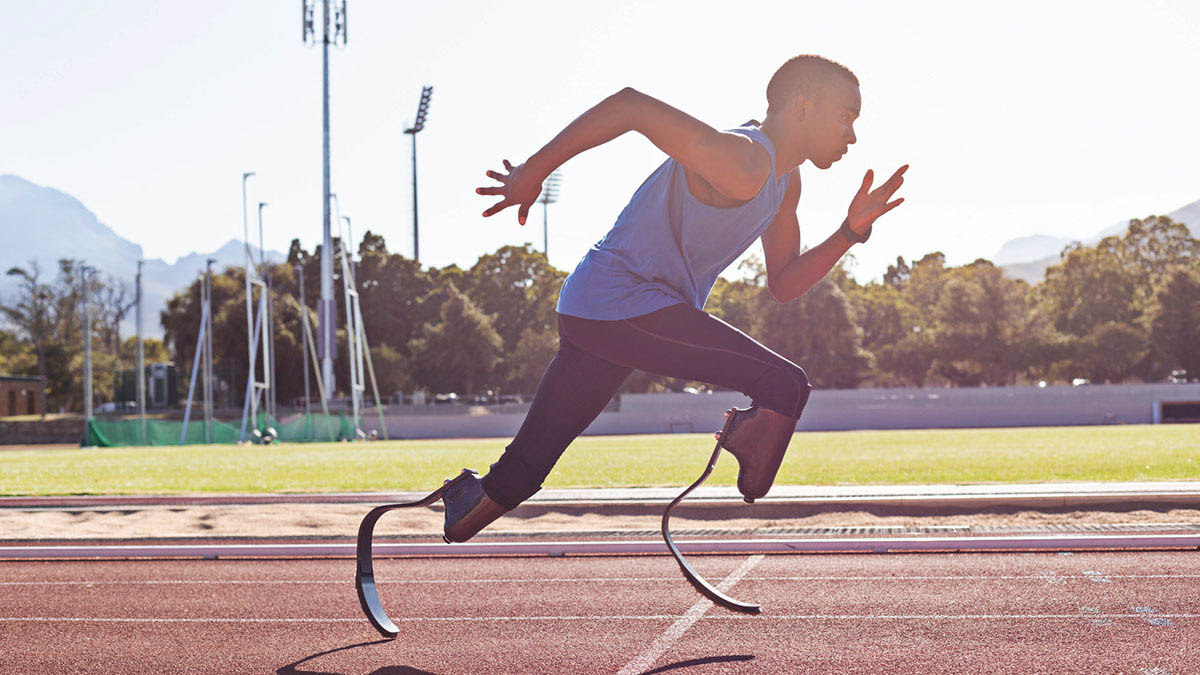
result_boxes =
[760,115,804,176]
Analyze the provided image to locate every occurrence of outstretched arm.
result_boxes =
[476,88,772,224]
[762,165,907,302]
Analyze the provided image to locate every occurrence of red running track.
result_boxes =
[1,550,1197,673]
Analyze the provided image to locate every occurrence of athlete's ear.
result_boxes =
[790,94,810,121]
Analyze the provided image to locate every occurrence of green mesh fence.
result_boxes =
[255,413,354,443]
[82,413,356,447]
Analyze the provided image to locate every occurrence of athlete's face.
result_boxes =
[801,80,860,170]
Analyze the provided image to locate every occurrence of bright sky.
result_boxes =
[4,1,1199,282]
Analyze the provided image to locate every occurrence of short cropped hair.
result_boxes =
[766,55,859,113]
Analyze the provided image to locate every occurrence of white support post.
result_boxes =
[180,297,210,445]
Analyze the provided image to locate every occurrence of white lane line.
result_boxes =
[3,573,1198,586]
[0,613,1195,624]
[616,555,764,675]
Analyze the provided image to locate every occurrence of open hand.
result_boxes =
[475,159,545,226]
[846,165,908,234]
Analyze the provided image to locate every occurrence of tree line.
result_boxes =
[0,259,169,413]
[2,215,1196,413]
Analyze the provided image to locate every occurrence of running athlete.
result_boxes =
[443,55,907,542]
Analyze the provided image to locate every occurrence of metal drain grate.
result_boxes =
[425,521,1200,541]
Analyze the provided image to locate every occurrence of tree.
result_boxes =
[929,261,1034,386]
[503,326,559,395]
[368,343,409,396]
[1038,216,1198,338]
[408,283,502,395]
[465,246,562,340]
[849,282,933,386]
[94,275,133,355]
[1114,216,1200,298]
[899,252,949,311]
[707,277,761,334]
[1038,242,1139,337]
[1078,321,1148,384]
[1149,268,1200,380]
[353,246,437,365]
[161,265,307,409]
[3,261,53,394]
[0,328,36,376]
[883,255,911,289]
[119,336,170,364]
[753,277,871,389]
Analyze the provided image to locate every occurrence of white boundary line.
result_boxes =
[617,555,763,675]
[1,534,1199,559]
[3,573,1200,586]
[0,613,1195,624]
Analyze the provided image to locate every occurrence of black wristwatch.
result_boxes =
[839,219,871,245]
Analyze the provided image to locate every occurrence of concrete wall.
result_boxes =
[367,383,1200,439]
[0,418,84,444]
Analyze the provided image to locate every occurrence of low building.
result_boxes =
[0,375,45,418]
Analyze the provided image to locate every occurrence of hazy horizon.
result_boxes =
[4,1,1199,281]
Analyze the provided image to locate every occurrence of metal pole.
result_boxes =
[257,202,268,277]
[81,267,93,421]
[257,202,272,422]
[199,268,210,442]
[180,294,209,445]
[267,271,277,420]
[241,171,255,418]
[237,308,264,442]
[344,216,357,279]
[411,132,418,262]
[204,260,216,443]
[296,263,311,418]
[136,259,146,444]
[537,171,560,258]
[319,0,336,403]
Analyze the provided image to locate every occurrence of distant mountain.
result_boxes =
[997,197,1200,284]
[0,174,283,339]
[992,234,1074,266]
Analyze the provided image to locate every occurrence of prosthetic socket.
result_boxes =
[442,472,509,543]
[715,403,806,503]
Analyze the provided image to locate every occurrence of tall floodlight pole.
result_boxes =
[303,0,347,405]
[257,202,269,275]
[204,259,217,442]
[80,266,94,421]
[135,259,146,444]
[404,86,433,262]
[241,171,255,414]
[538,171,561,257]
[266,270,277,419]
[343,215,357,278]
[257,201,273,420]
[295,263,311,418]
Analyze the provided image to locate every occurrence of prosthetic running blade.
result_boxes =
[355,468,478,638]
[661,408,762,614]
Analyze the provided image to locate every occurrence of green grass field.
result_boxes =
[1,424,1197,496]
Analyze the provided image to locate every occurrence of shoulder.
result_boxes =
[710,130,772,175]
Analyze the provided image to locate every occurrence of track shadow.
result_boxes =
[276,639,441,675]
[640,654,755,673]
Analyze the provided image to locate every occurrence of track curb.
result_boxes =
[3,534,1200,560]
[4,491,1200,512]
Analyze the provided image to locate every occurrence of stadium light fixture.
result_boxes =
[403,85,434,262]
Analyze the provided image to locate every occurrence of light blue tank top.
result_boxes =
[556,124,790,320]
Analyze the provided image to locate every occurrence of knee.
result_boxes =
[752,362,812,419]
[784,363,813,417]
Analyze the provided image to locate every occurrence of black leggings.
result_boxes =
[481,303,812,510]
